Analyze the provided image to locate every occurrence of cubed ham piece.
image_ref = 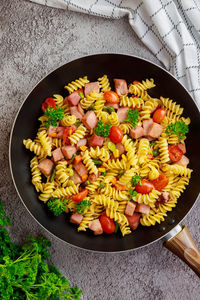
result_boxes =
[148,122,163,139]
[62,145,77,159]
[56,127,65,139]
[38,158,54,177]
[70,213,83,225]
[82,111,98,130]
[117,107,129,122]
[70,106,83,121]
[84,82,100,96]
[176,155,189,167]
[77,103,84,116]
[70,171,82,185]
[157,191,170,204]
[77,138,87,149]
[88,173,99,183]
[114,79,128,95]
[89,134,104,147]
[130,126,144,139]
[52,147,64,163]
[126,213,141,230]
[177,142,186,154]
[115,143,125,156]
[89,219,103,235]
[74,162,88,177]
[105,102,119,110]
[47,126,57,136]
[142,119,153,136]
[65,91,81,106]
[135,203,150,215]
[125,202,136,216]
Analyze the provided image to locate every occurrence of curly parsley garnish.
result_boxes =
[94,120,111,137]
[125,109,139,128]
[129,190,138,201]
[44,106,64,127]
[165,121,189,140]
[76,199,91,214]
[131,175,141,187]
[47,198,67,216]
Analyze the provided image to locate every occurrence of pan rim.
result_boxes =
[9,52,200,253]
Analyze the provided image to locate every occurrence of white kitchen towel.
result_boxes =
[30,0,200,107]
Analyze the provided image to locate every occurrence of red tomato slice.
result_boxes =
[135,180,154,194]
[133,80,140,84]
[104,91,119,103]
[151,174,169,191]
[41,97,56,112]
[72,188,88,203]
[62,127,76,144]
[126,213,141,230]
[109,126,123,144]
[153,108,166,123]
[168,145,183,162]
[99,215,115,234]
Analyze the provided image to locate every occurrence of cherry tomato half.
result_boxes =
[104,91,119,104]
[109,126,123,143]
[153,108,166,123]
[62,126,76,144]
[99,215,115,234]
[135,180,154,194]
[72,188,88,203]
[41,97,56,112]
[168,145,183,162]
[151,174,169,191]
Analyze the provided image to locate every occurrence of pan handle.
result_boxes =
[164,225,200,277]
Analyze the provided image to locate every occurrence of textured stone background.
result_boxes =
[1,1,200,299]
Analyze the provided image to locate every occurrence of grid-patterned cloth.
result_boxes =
[30,0,200,107]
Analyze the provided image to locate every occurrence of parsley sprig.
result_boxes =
[94,120,111,137]
[125,109,139,128]
[47,198,67,216]
[0,201,82,299]
[44,106,64,127]
[76,199,91,214]
[131,175,141,187]
[165,121,189,140]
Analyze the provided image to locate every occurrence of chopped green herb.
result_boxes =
[114,221,119,233]
[153,149,160,157]
[94,120,111,137]
[75,120,82,127]
[150,141,156,147]
[129,189,138,199]
[44,106,64,127]
[70,153,76,163]
[131,175,141,187]
[47,198,67,216]
[91,106,95,111]
[99,182,105,189]
[84,180,90,186]
[101,171,107,176]
[119,170,125,177]
[93,159,102,166]
[50,167,56,182]
[0,201,82,300]
[79,92,84,99]
[165,121,189,140]
[125,109,139,128]
[76,199,91,214]
[104,106,115,113]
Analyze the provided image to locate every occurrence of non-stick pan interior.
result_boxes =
[10,54,200,252]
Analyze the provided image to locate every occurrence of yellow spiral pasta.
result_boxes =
[118,168,136,185]
[52,138,65,148]
[91,195,119,210]
[94,98,106,115]
[120,95,143,108]
[60,115,76,127]
[157,137,170,164]
[162,164,192,177]
[137,138,150,164]
[80,91,104,110]
[69,125,87,145]
[87,176,104,193]
[119,122,133,134]
[37,130,52,156]
[30,156,43,192]
[82,150,98,175]
[135,190,161,208]
[23,139,46,158]
[103,155,129,170]
[119,224,132,236]
[129,78,155,96]
[110,112,120,126]
[55,161,71,186]
[52,184,79,198]
[101,184,129,201]
[98,75,111,92]
[53,94,64,107]
[64,76,89,94]
[39,182,55,203]
[140,210,167,226]
[89,146,110,162]
[160,96,183,116]
[106,208,128,226]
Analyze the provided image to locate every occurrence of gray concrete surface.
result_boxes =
[1,1,200,299]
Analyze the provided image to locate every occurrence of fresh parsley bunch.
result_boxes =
[44,106,64,128]
[47,198,68,216]
[76,200,91,214]
[125,109,139,127]
[131,175,141,187]
[165,121,189,140]
[0,201,82,300]
[94,120,111,137]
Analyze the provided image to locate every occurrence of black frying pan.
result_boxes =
[9,54,200,275]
